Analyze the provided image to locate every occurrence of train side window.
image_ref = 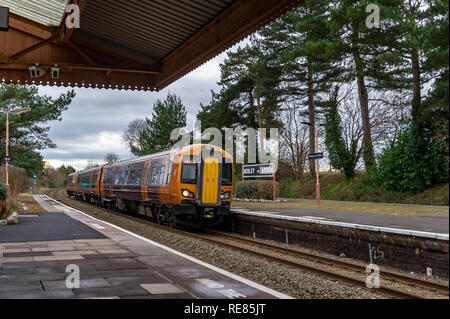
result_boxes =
[135,169,142,185]
[123,170,129,185]
[103,171,109,185]
[149,166,160,185]
[128,170,135,185]
[114,171,120,185]
[166,161,173,184]
[159,166,166,185]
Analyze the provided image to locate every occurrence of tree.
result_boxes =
[0,84,75,176]
[257,0,344,176]
[128,93,187,156]
[373,0,449,191]
[324,87,358,178]
[122,119,147,151]
[104,153,120,164]
[85,160,99,169]
[309,0,406,174]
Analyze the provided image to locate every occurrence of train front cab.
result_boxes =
[170,144,233,227]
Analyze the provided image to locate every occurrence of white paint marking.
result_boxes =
[91,223,105,229]
[43,195,292,299]
[231,210,449,240]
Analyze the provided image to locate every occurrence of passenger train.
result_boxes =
[66,144,233,228]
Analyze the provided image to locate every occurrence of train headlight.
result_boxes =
[182,189,194,198]
[220,191,231,199]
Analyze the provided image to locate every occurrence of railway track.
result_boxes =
[48,189,449,300]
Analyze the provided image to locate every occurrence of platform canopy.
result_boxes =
[0,0,303,91]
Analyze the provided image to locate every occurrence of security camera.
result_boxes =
[29,64,45,78]
[51,65,60,79]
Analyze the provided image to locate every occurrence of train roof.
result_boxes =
[73,144,232,175]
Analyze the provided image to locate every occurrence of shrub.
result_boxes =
[376,129,448,193]
[0,165,28,198]
[0,184,7,200]
[235,180,279,200]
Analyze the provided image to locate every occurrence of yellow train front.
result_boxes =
[67,144,233,228]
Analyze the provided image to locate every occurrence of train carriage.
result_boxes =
[67,144,233,228]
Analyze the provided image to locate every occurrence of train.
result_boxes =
[66,144,234,228]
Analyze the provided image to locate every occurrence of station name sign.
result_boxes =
[243,163,275,178]
[307,152,324,160]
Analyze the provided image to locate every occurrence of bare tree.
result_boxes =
[104,153,120,164]
[122,119,148,150]
[279,103,309,179]
[337,85,411,170]
[85,160,99,170]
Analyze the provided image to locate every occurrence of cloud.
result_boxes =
[38,39,250,171]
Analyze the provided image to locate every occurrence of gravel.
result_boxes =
[56,192,384,299]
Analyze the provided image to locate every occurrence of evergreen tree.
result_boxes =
[0,84,75,176]
[310,0,404,175]
[324,87,358,178]
[129,93,187,156]
[257,0,345,176]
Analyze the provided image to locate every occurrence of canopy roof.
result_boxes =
[0,0,303,91]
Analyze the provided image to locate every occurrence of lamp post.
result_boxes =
[302,121,320,206]
[4,107,31,210]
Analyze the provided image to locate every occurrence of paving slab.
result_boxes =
[0,195,291,299]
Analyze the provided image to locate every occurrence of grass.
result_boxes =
[232,172,449,215]
[232,198,448,215]
[277,172,449,206]
[15,193,45,213]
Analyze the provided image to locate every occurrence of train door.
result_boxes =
[197,146,222,205]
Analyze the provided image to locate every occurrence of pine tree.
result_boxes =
[312,0,405,175]
[256,0,345,176]
[0,84,75,176]
[130,93,187,156]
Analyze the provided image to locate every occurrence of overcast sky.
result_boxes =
[39,41,247,171]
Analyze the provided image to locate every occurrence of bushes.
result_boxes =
[0,184,6,200]
[376,130,448,193]
[0,184,7,218]
[234,180,279,200]
[0,165,28,199]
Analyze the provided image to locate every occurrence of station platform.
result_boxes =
[0,195,289,299]
[231,206,449,239]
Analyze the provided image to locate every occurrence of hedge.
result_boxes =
[234,180,279,200]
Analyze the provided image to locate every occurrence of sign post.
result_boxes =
[307,154,323,205]
[242,163,277,200]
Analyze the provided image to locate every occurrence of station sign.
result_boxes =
[4,156,11,163]
[243,163,275,178]
[307,152,324,160]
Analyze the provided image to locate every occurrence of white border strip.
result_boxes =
[231,209,449,241]
[43,195,292,299]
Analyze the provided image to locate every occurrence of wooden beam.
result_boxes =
[0,62,162,75]
[8,35,58,61]
[153,0,304,90]
[60,0,88,43]
[8,13,54,39]
[66,41,96,66]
